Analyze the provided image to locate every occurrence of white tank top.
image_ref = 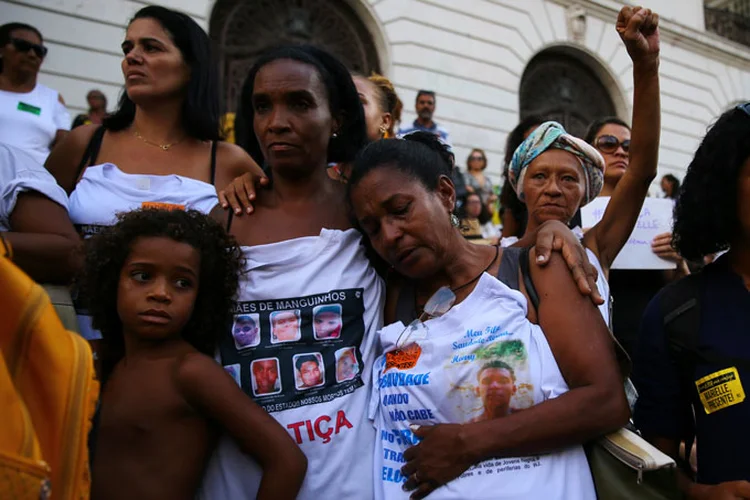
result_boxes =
[370,272,596,500]
[68,163,218,339]
[199,228,385,500]
[0,84,70,165]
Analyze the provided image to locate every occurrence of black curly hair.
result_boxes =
[673,105,750,261]
[81,209,242,382]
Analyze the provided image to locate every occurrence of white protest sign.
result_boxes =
[581,197,676,270]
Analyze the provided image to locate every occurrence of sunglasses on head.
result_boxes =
[595,135,630,154]
[9,38,48,58]
[737,102,750,117]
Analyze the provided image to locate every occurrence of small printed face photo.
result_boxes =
[293,352,325,390]
[224,364,241,386]
[270,310,301,344]
[335,347,359,383]
[232,313,260,350]
[313,304,343,340]
[250,358,282,397]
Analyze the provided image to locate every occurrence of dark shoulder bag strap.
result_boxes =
[519,246,540,312]
[75,125,106,180]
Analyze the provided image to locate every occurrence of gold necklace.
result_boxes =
[134,130,184,151]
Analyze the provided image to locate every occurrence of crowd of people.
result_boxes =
[1,4,749,500]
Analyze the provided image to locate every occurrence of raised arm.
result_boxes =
[176,353,307,500]
[586,7,661,270]
[401,251,628,498]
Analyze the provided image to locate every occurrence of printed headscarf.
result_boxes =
[509,121,605,207]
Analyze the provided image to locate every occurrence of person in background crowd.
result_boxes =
[583,114,688,357]
[327,72,397,183]
[460,191,500,245]
[633,102,750,500]
[45,6,262,354]
[583,116,632,198]
[0,22,70,164]
[71,89,107,128]
[464,147,497,213]
[500,115,545,238]
[508,6,661,344]
[353,73,397,140]
[368,73,401,138]
[84,209,306,500]
[398,89,450,145]
[349,132,627,499]
[661,173,680,200]
[0,143,80,330]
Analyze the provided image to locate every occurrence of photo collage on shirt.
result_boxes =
[219,288,366,413]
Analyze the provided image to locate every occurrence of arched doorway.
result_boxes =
[520,49,617,138]
[210,0,381,113]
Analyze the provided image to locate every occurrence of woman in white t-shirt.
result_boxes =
[44,6,262,348]
[0,22,70,164]
[348,131,629,499]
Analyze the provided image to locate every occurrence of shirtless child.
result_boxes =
[83,209,306,500]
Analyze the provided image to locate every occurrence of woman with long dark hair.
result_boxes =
[634,103,750,499]
[45,5,261,346]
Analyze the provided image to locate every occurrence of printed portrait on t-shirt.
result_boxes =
[224,363,241,386]
[443,339,534,423]
[335,347,359,383]
[270,310,301,344]
[251,358,282,396]
[293,353,325,390]
[232,313,260,350]
[313,304,343,340]
[471,360,518,422]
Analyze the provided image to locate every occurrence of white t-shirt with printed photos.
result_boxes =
[200,228,385,500]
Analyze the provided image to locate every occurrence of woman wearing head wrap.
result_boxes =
[508,6,661,331]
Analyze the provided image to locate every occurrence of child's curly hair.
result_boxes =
[81,209,242,382]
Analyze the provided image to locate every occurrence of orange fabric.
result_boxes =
[0,252,99,500]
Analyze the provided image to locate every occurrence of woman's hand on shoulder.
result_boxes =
[215,142,269,215]
[45,123,100,194]
[616,5,660,68]
[524,220,603,306]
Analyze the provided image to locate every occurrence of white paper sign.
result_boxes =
[581,197,676,270]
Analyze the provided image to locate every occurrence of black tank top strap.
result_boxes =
[394,281,418,325]
[210,140,218,186]
[75,125,105,180]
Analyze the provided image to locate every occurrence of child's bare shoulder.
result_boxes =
[174,351,223,385]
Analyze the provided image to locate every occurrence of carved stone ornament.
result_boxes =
[566,4,587,44]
